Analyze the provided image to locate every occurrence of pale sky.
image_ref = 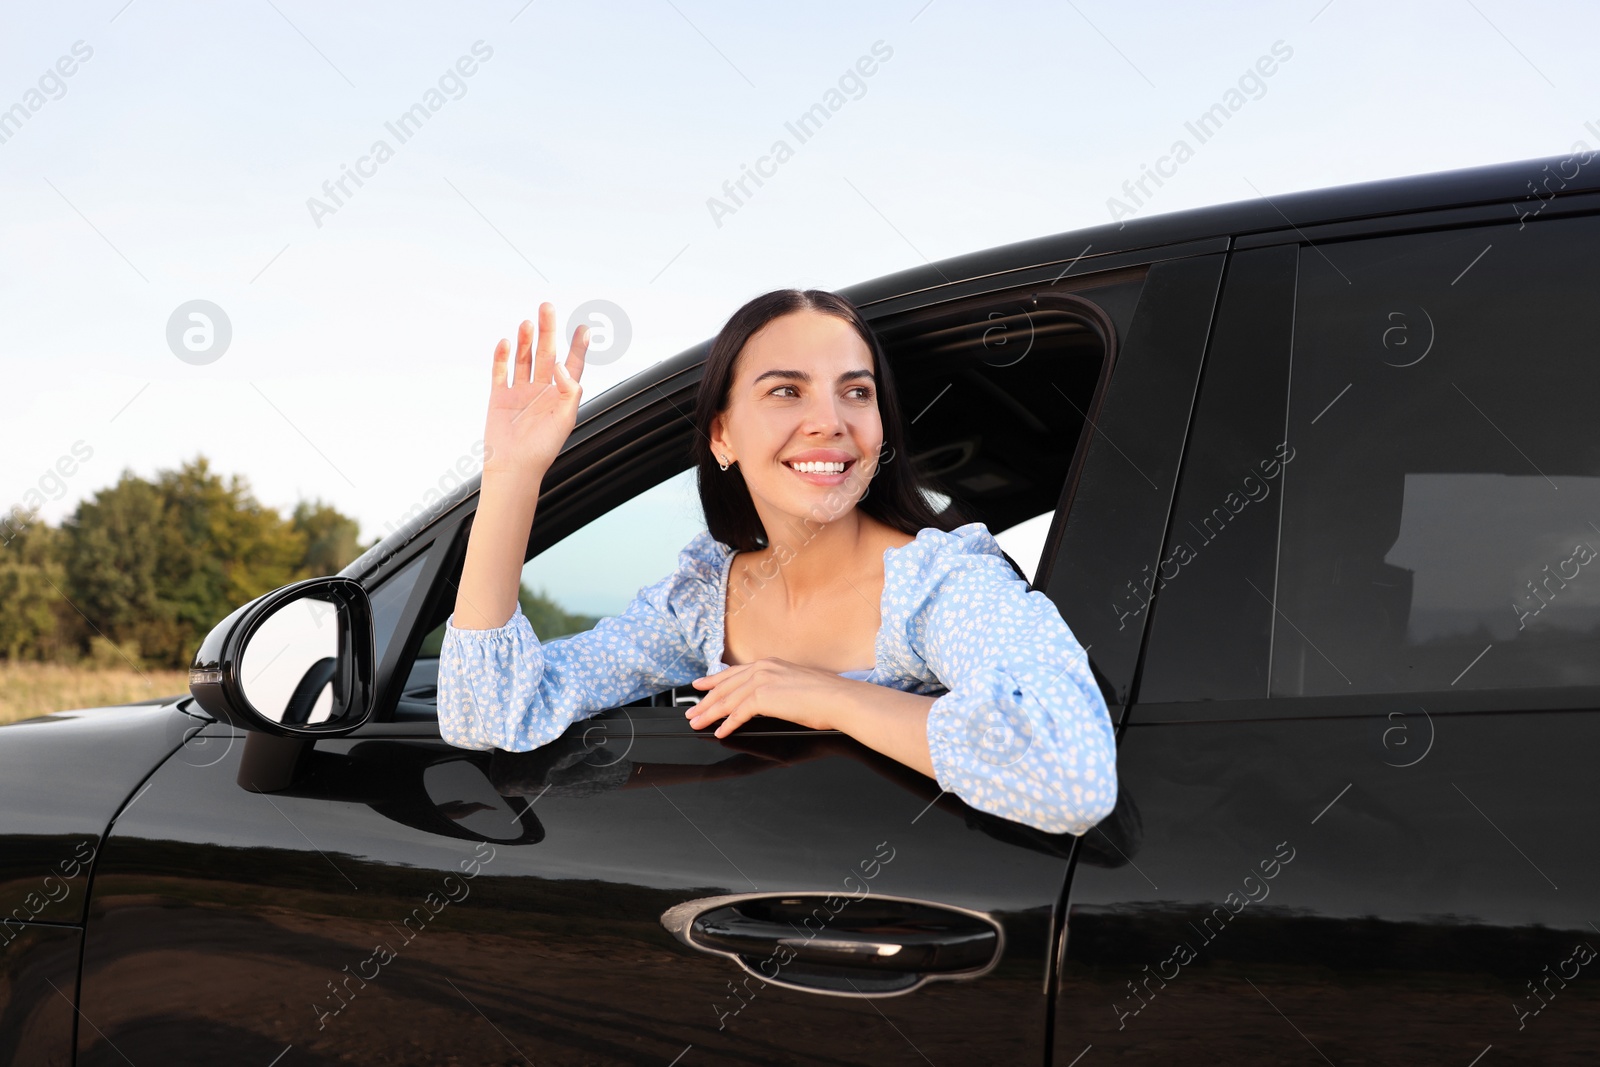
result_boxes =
[3,0,1597,545]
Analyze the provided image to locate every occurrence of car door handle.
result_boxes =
[661,892,1005,997]
[696,906,995,971]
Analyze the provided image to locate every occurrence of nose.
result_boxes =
[799,387,847,436]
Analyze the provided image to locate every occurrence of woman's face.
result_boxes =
[711,309,886,533]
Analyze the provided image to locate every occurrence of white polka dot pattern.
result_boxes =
[437,521,1119,835]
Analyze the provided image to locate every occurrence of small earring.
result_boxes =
[717,455,730,472]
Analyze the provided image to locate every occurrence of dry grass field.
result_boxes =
[0,663,189,726]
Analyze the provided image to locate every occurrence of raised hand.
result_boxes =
[453,302,590,630]
[482,302,590,483]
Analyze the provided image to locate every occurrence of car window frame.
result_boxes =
[1036,251,1231,717]
[1133,206,1600,723]
[354,249,1224,736]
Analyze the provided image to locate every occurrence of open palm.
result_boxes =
[483,302,590,480]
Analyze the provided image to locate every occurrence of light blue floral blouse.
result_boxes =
[437,521,1118,836]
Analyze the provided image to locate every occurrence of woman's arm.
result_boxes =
[453,303,589,630]
[439,552,719,752]
[684,528,1118,835]
[829,686,938,779]
[685,663,938,777]
[913,532,1118,836]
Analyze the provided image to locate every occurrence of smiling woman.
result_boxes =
[435,290,1119,835]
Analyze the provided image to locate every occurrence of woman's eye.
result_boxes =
[846,386,873,400]
[770,385,799,397]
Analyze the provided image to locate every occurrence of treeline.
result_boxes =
[0,456,365,670]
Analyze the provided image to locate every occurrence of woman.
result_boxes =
[437,289,1118,836]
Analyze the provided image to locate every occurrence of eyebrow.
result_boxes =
[751,368,876,385]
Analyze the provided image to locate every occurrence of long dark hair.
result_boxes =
[693,288,964,551]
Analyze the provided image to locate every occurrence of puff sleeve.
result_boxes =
[896,524,1118,835]
[436,530,729,752]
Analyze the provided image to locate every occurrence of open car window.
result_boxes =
[397,470,706,716]
[514,467,706,640]
[392,276,1132,722]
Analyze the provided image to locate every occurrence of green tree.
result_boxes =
[519,584,600,640]
[292,499,366,576]
[62,457,308,668]
[0,509,72,661]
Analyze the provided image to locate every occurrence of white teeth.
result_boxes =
[789,460,847,474]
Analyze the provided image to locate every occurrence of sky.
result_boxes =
[3,0,1598,545]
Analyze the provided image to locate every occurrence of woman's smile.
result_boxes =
[781,448,857,486]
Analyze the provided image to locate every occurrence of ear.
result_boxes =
[708,411,731,461]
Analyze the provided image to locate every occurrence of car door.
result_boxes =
[1054,209,1600,1065]
[74,248,1223,1067]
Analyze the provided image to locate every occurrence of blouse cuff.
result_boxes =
[438,605,546,751]
[443,601,531,640]
[924,664,1115,837]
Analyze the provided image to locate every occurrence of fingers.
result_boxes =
[490,337,511,389]
[688,670,758,729]
[505,304,583,391]
[690,693,752,737]
[513,319,534,385]
[713,707,755,739]
[690,662,750,689]
[532,302,557,387]
[565,323,590,383]
[553,325,584,401]
[554,358,582,401]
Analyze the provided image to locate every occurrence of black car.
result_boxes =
[5,149,1598,1066]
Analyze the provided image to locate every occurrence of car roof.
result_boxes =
[629,150,1594,391]
[345,150,1594,581]
[839,149,1598,310]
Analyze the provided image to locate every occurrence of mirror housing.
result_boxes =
[189,576,376,737]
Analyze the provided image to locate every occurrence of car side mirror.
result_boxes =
[189,576,375,736]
